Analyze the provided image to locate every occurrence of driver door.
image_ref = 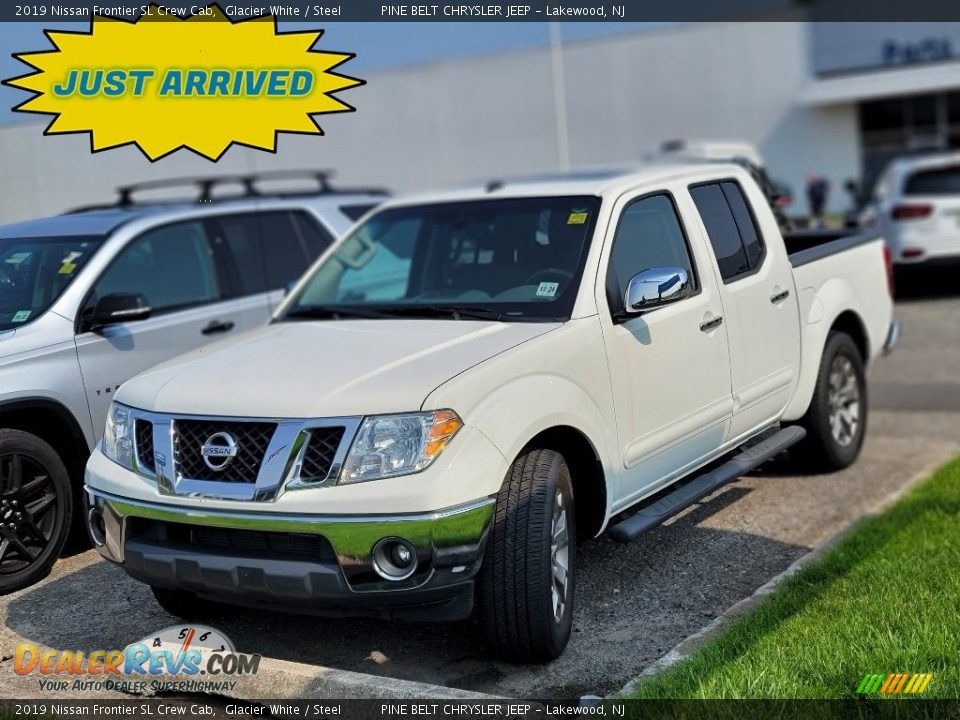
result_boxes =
[599,192,734,509]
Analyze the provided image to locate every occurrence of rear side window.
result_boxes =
[690,180,765,282]
[290,212,336,258]
[339,203,379,222]
[606,194,697,314]
[257,211,315,289]
[904,167,960,196]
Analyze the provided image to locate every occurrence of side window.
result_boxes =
[258,211,312,289]
[606,194,697,313]
[290,212,336,259]
[90,221,219,314]
[690,181,765,282]
[720,181,765,270]
[210,214,268,297]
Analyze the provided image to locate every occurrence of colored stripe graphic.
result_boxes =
[859,672,933,695]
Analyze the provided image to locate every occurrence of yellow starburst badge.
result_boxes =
[2,3,363,161]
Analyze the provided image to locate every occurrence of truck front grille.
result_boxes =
[135,420,155,473]
[174,420,276,482]
[300,427,346,481]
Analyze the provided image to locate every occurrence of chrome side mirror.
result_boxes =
[624,267,691,313]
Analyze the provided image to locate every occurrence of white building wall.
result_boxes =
[0,21,861,225]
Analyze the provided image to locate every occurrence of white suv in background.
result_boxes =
[0,172,385,593]
[864,151,960,265]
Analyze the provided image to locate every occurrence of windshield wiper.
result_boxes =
[371,305,508,321]
[283,305,399,320]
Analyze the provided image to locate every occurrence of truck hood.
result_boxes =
[117,319,558,418]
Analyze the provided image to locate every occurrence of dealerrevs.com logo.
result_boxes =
[14,625,260,694]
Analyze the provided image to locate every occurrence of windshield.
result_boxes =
[285,196,601,322]
[0,235,105,331]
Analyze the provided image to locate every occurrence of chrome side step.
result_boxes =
[608,426,806,543]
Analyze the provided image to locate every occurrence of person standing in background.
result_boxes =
[806,173,830,229]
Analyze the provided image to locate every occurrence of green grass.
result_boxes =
[629,455,960,699]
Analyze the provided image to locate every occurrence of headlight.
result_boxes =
[102,402,133,467]
[339,410,463,484]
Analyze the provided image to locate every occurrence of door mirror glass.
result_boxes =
[624,267,691,313]
[89,293,151,330]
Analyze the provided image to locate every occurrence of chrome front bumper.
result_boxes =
[86,489,495,620]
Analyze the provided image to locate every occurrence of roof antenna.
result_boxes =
[485,180,504,193]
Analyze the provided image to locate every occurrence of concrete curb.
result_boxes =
[614,458,947,698]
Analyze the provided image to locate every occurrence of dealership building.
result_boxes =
[2,19,960,223]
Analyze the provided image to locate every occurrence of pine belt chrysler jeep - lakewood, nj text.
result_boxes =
[85,164,898,660]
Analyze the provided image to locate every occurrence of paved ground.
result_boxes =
[1,272,958,701]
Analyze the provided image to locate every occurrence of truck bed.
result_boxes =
[784,230,881,268]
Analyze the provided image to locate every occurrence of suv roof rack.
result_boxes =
[66,170,389,213]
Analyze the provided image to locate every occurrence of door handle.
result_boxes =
[770,289,790,304]
[700,316,724,333]
[201,320,235,335]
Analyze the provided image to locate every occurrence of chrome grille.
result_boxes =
[135,419,155,473]
[300,427,346,481]
[174,420,276,482]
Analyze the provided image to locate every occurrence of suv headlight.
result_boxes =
[102,402,134,467]
[339,410,463,484]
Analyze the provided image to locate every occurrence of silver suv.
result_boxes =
[0,172,385,593]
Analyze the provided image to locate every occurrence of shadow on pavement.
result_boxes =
[894,265,960,303]
[7,484,808,699]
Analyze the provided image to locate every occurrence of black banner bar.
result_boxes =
[5,0,960,23]
[2,699,960,720]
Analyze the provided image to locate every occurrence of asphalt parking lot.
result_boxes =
[2,272,958,701]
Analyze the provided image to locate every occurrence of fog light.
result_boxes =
[87,507,106,547]
[372,538,418,581]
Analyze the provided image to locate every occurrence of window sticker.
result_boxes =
[11,311,31,323]
[536,281,559,298]
[5,252,31,265]
[567,210,589,225]
[58,251,82,274]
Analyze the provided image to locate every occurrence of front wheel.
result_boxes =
[0,429,72,594]
[478,448,576,662]
[792,331,867,472]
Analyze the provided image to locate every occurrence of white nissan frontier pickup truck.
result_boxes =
[85,164,897,661]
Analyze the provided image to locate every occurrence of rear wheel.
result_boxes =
[793,331,867,472]
[478,448,576,662]
[0,429,72,594]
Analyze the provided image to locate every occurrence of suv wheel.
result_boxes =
[478,448,576,661]
[0,429,72,594]
[793,331,867,471]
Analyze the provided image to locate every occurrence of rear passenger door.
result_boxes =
[689,179,801,440]
[75,216,273,437]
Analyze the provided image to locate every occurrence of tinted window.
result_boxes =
[720,181,765,269]
[290,212,335,258]
[210,214,267,297]
[339,203,379,222]
[607,194,696,311]
[690,184,750,281]
[259,212,311,289]
[91,221,219,314]
[904,167,960,196]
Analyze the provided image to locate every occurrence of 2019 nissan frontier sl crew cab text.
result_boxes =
[85,164,898,661]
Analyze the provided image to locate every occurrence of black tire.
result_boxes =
[0,429,72,594]
[150,586,238,620]
[478,448,576,662]
[792,331,867,472]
